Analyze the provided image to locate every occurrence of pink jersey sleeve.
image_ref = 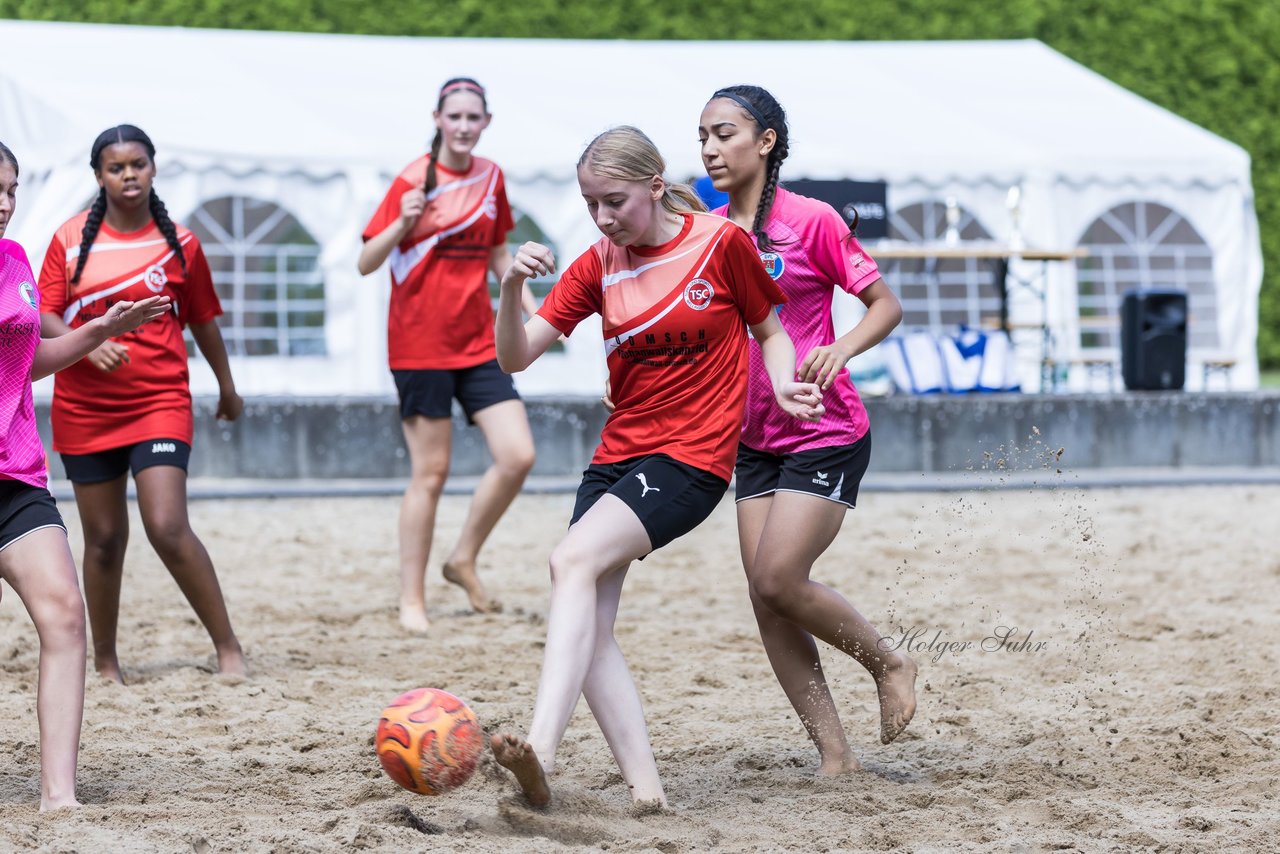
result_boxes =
[804,206,880,296]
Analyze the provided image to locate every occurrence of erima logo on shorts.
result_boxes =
[18,281,37,309]
[760,252,784,280]
[683,278,714,311]
[812,470,830,487]
[145,263,168,293]
[151,442,177,454]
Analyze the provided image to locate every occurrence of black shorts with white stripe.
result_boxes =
[734,432,872,509]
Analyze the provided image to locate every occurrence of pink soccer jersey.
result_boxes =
[0,240,50,487]
[716,187,881,455]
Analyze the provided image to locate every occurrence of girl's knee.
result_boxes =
[408,468,448,496]
[143,516,194,559]
[750,574,800,618]
[547,545,599,588]
[38,585,86,646]
[83,529,128,565]
[500,444,535,479]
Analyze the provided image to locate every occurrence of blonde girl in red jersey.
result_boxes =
[699,86,917,773]
[38,125,245,683]
[489,126,824,808]
[1,140,169,808]
[359,78,536,631]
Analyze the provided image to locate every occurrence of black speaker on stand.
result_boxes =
[1121,289,1187,390]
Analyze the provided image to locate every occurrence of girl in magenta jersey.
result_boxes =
[488,126,824,808]
[699,86,918,774]
[0,141,168,809]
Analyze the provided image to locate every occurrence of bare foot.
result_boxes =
[876,652,918,744]
[39,795,82,811]
[490,733,551,808]
[398,601,430,634]
[443,560,502,613]
[816,752,863,776]
[216,642,248,678]
[95,657,125,685]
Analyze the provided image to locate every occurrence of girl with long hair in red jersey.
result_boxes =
[699,85,917,773]
[489,126,824,808]
[38,125,246,683]
[1,140,168,807]
[359,77,536,631]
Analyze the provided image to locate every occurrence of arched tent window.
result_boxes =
[889,200,998,329]
[188,196,326,356]
[1076,202,1216,350]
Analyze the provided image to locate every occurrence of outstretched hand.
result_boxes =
[99,296,172,338]
[777,380,825,423]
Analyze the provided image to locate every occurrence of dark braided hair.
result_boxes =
[424,78,487,197]
[0,140,18,177]
[709,86,790,251]
[710,86,860,247]
[71,124,186,285]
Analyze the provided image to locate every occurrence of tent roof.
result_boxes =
[0,20,1250,187]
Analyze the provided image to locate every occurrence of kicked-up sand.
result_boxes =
[1,479,1277,852]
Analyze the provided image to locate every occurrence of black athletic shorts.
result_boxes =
[0,479,66,553]
[393,359,521,424]
[60,438,192,485]
[570,454,729,553]
[734,431,872,509]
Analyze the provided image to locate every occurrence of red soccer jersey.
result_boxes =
[362,155,515,370]
[38,213,222,455]
[538,213,786,482]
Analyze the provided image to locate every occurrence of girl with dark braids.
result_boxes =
[0,141,168,808]
[359,78,536,631]
[699,86,918,774]
[38,125,246,683]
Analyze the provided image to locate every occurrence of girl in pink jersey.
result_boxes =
[359,78,537,629]
[488,126,823,808]
[0,141,168,809]
[699,85,918,774]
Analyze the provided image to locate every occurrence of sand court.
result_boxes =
[1,481,1277,852]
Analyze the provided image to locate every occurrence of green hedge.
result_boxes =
[6,0,1276,364]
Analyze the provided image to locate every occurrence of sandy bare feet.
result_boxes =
[876,652,918,744]
[95,656,125,685]
[443,560,502,613]
[398,600,430,634]
[216,642,248,677]
[491,733,551,808]
[816,752,863,776]
[39,794,82,811]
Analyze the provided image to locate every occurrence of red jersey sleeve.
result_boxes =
[37,231,69,318]
[536,248,603,337]
[492,170,515,247]
[720,225,787,325]
[180,240,222,326]
[362,175,414,243]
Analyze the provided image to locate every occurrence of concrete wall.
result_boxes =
[34,392,1280,480]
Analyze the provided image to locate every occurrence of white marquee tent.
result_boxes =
[2,20,1262,395]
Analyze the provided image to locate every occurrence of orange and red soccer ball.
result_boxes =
[375,688,484,795]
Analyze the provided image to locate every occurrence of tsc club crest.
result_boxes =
[144,263,169,293]
[760,251,784,280]
[683,278,714,311]
[18,281,37,310]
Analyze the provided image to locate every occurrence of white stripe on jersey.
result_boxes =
[61,238,189,324]
[604,292,685,356]
[600,239,709,289]
[66,237,172,261]
[388,167,500,286]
